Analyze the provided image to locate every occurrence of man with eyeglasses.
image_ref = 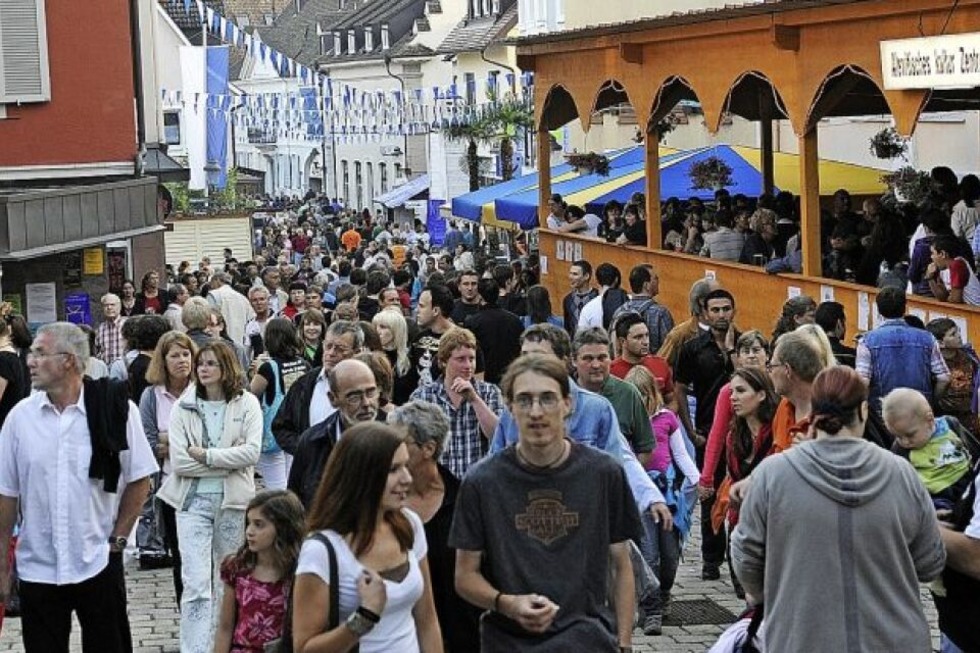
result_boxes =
[287,358,385,507]
[0,323,157,652]
[451,353,642,653]
[271,320,362,457]
[490,324,673,529]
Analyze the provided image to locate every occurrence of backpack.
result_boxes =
[260,359,285,454]
[601,288,629,330]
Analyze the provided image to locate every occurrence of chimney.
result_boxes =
[364,26,374,52]
[333,31,342,56]
[348,28,356,54]
[381,23,390,50]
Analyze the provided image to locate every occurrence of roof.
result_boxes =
[437,3,518,54]
[331,0,418,30]
[256,0,344,64]
[374,174,430,207]
[509,0,869,48]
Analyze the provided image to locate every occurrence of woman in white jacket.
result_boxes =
[157,340,262,653]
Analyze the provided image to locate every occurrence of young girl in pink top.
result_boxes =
[626,366,700,636]
[214,490,305,653]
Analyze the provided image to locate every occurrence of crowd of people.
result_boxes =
[0,189,976,653]
[547,166,980,311]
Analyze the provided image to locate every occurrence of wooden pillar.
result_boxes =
[759,90,774,196]
[760,117,774,196]
[537,128,552,229]
[645,134,661,249]
[799,128,821,276]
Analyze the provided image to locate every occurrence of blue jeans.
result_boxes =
[639,511,681,615]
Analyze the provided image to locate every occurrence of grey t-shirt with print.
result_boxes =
[448,442,641,653]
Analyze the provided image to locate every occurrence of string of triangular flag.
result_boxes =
[170,0,533,142]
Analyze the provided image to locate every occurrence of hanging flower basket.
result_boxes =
[565,152,610,176]
[869,128,908,160]
[881,166,931,205]
[688,155,734,190]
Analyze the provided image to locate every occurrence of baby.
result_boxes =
[882,388,973,512]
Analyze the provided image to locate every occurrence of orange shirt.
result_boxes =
[771,398,811,453]
[341,229,362,252]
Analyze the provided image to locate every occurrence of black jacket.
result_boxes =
[271,365,322,455]
[287,410,387,508]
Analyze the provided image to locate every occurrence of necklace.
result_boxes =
[516,439,568,470]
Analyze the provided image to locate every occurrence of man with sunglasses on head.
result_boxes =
[271,320,362,456]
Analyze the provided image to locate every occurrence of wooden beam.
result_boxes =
[799,128,821,276]
[759,89,774,195]
[537,128,552,229]
[807,74,861,130]
[619,42,643,65]
[516,54,536,72]
[770,24,799,51]
[645,135,662,249]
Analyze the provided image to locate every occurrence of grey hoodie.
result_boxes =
[731,437,945,653]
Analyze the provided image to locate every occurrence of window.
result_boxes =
[366,162,374,203]
[394,163,402,181]
[465,73,476,105]
[341,160,350,204]
[355,161,363,210]
[0,0,51,103]
[379,163,388,192]
[163,111,181,145]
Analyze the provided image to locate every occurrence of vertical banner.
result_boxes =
[426,200,446,248]
[180,46,207,190]
[207,45,230,189]
[65,293,91,325]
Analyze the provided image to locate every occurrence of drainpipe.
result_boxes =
[129,0,147,176]
[383,55,409,176]
[480,47,515,93]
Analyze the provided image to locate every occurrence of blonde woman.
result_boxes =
[373,306,418,405]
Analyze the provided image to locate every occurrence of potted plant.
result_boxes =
[881,166,931,205]
[869,127,908,160]
[688,155,734,190]
[565,151,611,176]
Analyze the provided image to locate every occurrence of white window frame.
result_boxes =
[0,0,52,103]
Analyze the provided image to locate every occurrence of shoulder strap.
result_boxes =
[309,532,340,629]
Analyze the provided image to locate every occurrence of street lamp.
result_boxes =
[204,160,221,210]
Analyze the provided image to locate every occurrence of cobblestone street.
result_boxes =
[0,516,943,652]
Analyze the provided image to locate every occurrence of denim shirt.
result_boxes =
[863,319,938,406]
[490,380,664,510]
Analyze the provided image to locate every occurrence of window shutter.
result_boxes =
[0,0,51,103]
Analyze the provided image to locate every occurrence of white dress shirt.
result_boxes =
[308,370,337,427]
[0,389,158,585]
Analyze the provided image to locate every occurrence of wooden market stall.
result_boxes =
[514,0,980,342]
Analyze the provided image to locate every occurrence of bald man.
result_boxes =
[287,359,386,507]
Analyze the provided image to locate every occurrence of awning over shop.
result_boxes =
[143,144,190,183]
[374,174,430,208]
[0,176,161,260]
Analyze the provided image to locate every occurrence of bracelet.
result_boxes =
[492,591,503,613]
[356,605,381,624]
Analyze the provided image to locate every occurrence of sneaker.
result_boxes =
[702,563,721,580]
[642,612,662,636]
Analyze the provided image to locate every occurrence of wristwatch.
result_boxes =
[345,610,375,637]
[108,535,127,551]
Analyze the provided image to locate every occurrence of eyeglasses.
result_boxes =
[342,386,379,407]
[739,346,767,356]
[512,393,561,412]
[27,350,70,362]
[765,360,786,373]
[324,342,352,355]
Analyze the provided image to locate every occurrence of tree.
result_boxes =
[444,114,496,192]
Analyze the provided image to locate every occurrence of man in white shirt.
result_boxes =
[0,322,157,652]
[207,271,255,345]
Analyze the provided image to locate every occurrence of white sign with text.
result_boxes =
[881,32,980,90]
